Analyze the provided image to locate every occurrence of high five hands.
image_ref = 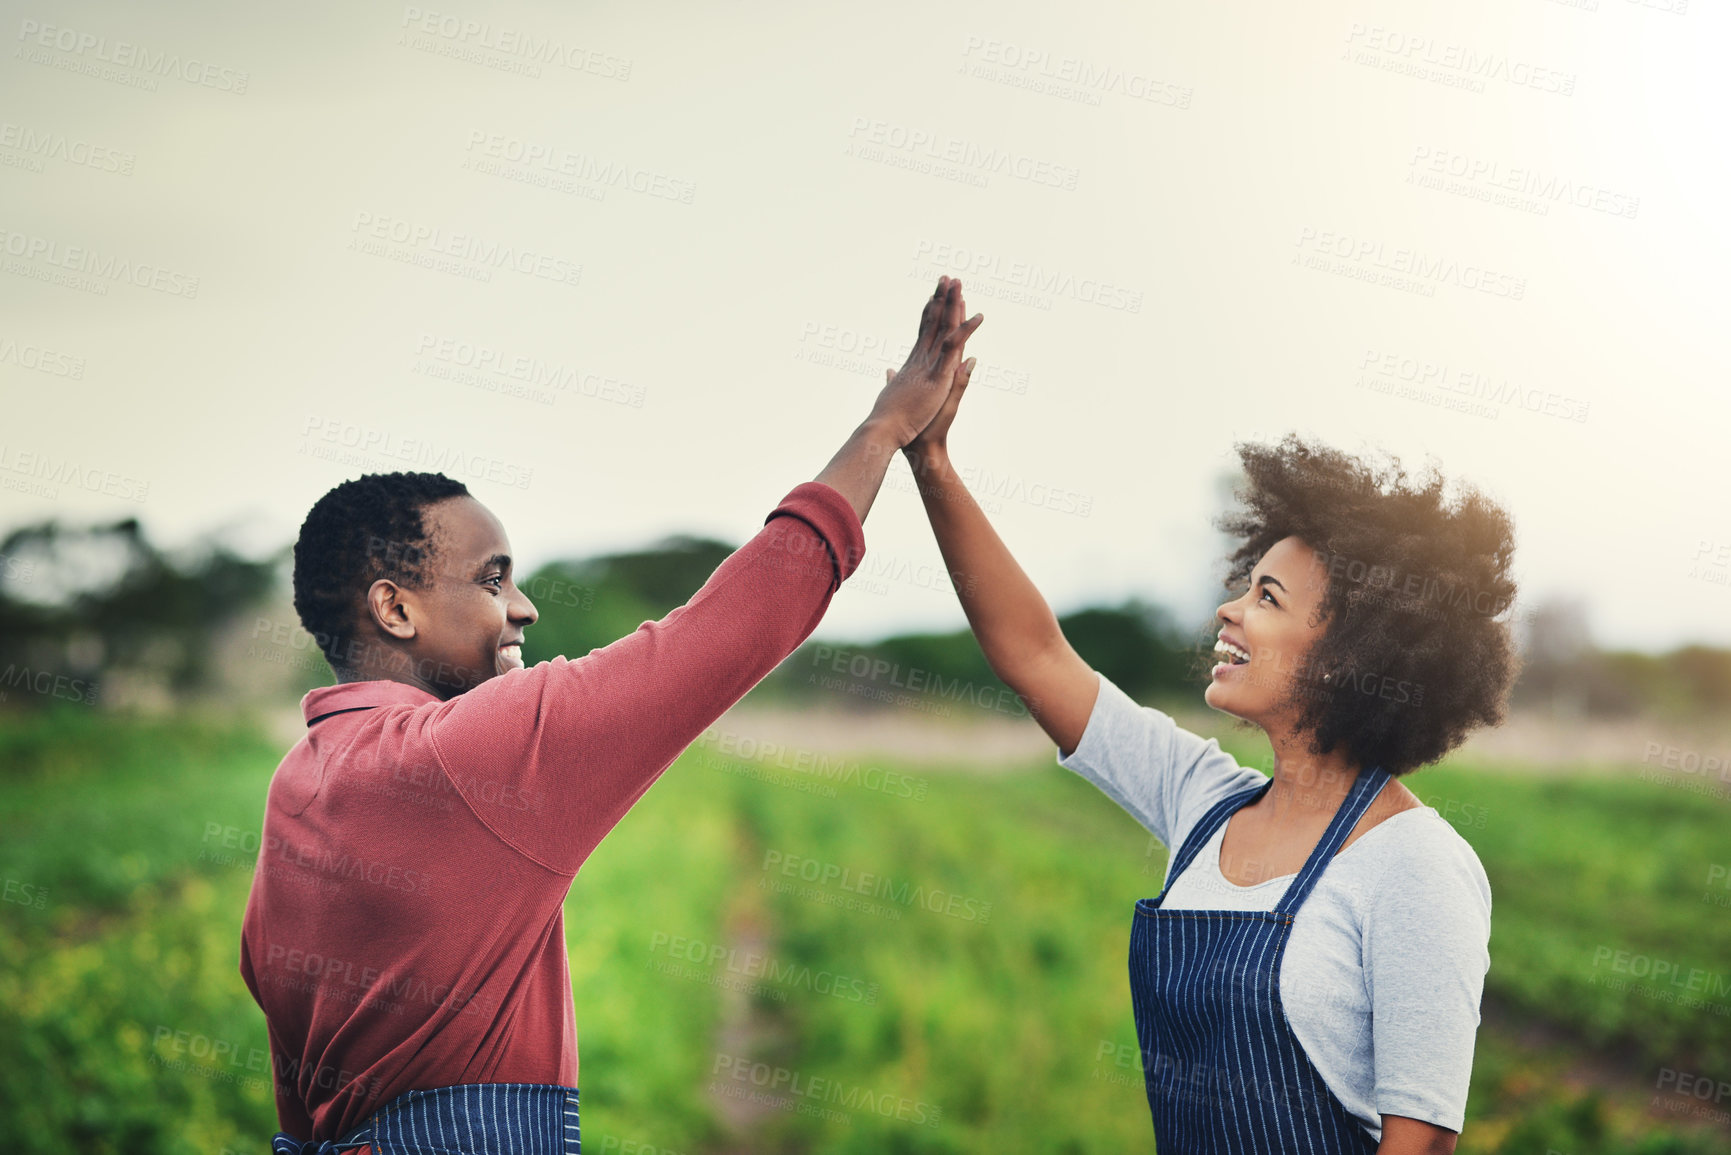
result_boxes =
[869,276,983,452]
[813,277,983,523]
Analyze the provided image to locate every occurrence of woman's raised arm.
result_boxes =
[900,367,1099,756]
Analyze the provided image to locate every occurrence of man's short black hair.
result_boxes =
[292,472,471,670]
[1212,434,1521,776]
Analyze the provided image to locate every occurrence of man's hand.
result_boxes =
[867,276,983,448]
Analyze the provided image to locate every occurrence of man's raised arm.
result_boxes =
[423,278,983,873]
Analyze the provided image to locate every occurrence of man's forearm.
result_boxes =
[814,417,907,524]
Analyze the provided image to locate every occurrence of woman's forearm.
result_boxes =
[909,450,1063,670]
[1377,1116,1459,1155]
[907,447,1098,752]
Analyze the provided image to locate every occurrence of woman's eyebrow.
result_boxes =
[1257,574,1287,592]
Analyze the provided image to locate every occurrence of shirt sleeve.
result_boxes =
[1054,670,1265,851]
[1365,822,1493,1132]
[423,481,865,874]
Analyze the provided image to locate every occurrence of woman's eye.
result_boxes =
[1260,589,1277,606]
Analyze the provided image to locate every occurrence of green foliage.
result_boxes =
[2,709,1728,1153]
[1429,761,1731,1074]
[0,710,285,1153]
[0,707,281,908]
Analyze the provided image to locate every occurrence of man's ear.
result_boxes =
[364,579,418,642]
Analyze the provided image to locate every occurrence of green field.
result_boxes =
[1,707,1728,1153]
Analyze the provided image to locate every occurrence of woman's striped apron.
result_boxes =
[1128,765,1392,1152]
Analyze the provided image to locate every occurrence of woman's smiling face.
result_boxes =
[1203,534,1332,727]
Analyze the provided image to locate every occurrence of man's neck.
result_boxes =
[331,655,445,699]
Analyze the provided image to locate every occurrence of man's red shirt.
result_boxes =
[239,482,865,1141]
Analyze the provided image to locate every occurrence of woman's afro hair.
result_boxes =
[292,472,471,669]
[1212,434,1521,775]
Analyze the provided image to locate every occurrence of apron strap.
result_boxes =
[1273,764,1392,917]
[1154,778,1273,902]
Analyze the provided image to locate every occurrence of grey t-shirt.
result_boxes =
[1056,671,1491,1141]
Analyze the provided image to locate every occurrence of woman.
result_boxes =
[901,358,1515,1153]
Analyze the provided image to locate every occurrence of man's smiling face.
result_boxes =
[359,495,539,698]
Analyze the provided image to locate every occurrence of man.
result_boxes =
[241,279,983,1153]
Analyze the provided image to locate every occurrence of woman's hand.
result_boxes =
[867,276,983,449]
[897,346,976,469]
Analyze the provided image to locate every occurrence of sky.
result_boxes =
[2,0,1727,651]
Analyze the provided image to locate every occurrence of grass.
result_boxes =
[0,705,1726,1153]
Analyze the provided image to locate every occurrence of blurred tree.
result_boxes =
[6,514,1726,722]
[1049,600,1199,702]
[754,600,1200,712]
[1505,598,1731,719]
[1511,599,1604,717]
[0,519,281,706]
[517,536,734,665]
[518,536,1201,711]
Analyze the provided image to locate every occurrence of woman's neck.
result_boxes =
[1260,725,1361,819]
